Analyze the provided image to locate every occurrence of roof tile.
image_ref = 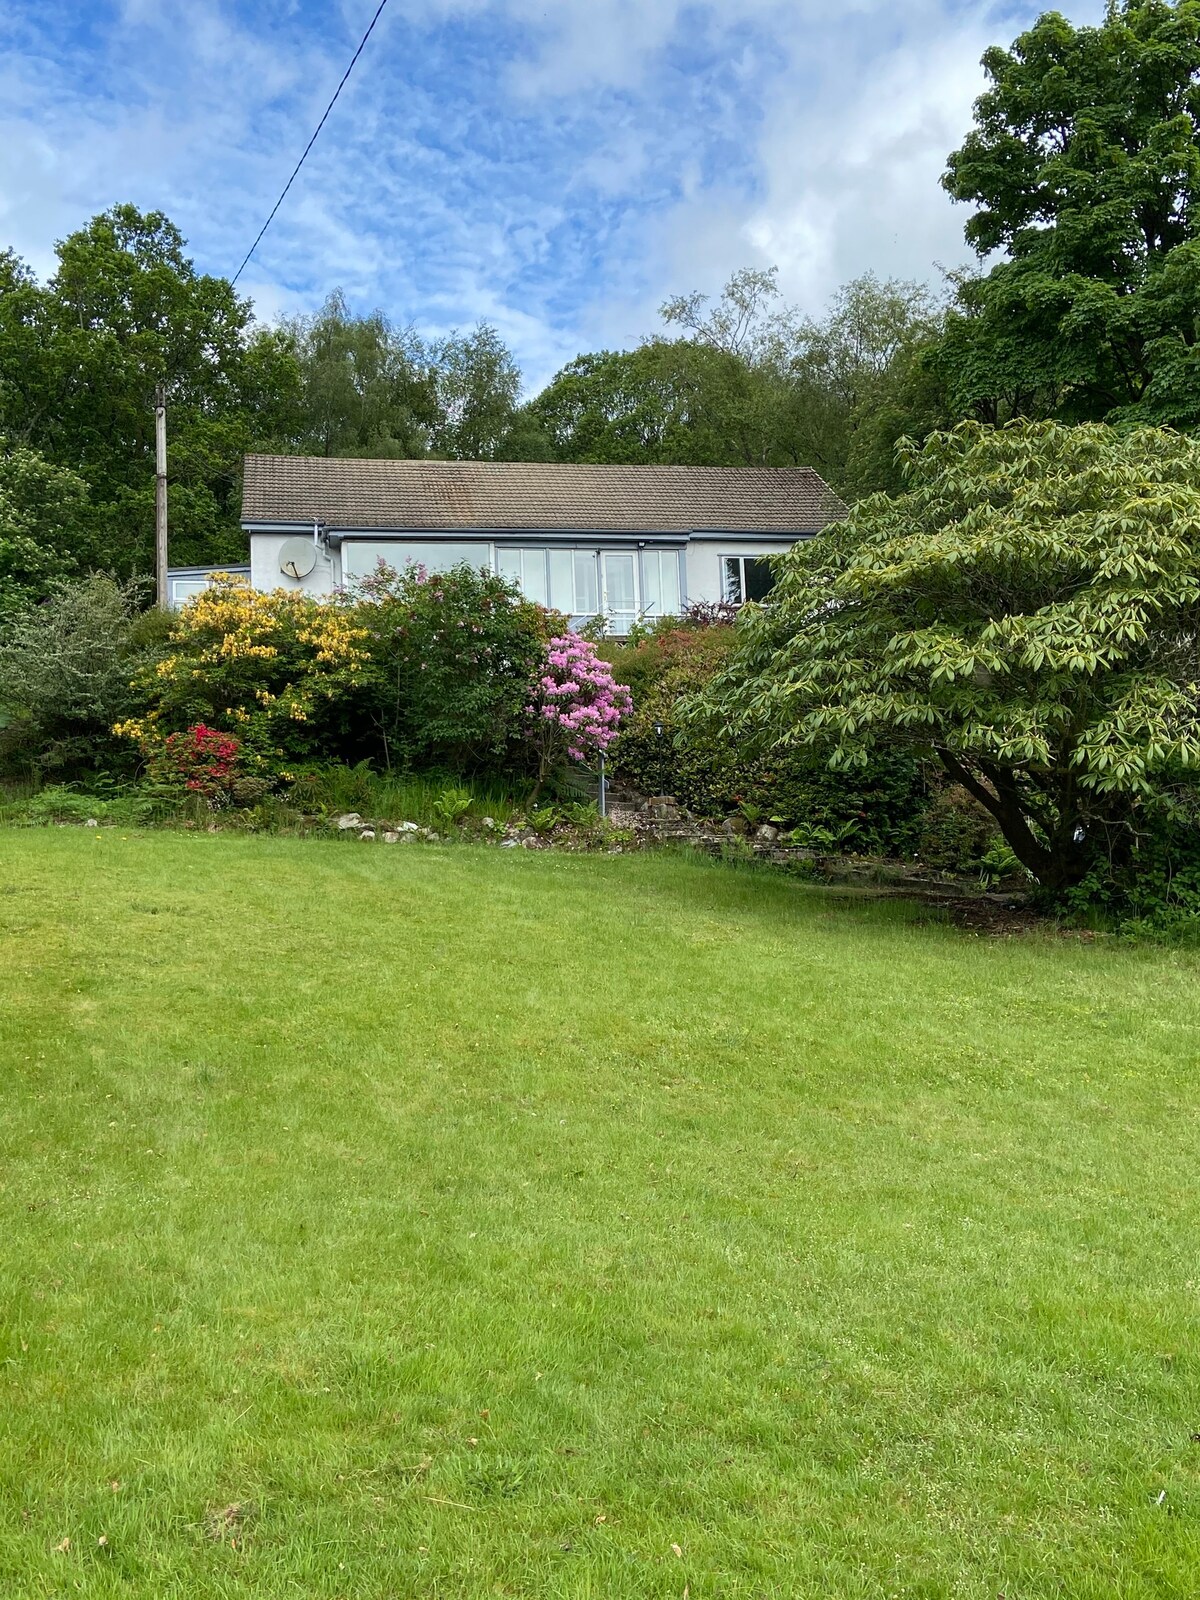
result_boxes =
[241,456,847,533]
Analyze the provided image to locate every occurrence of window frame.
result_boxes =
[721,554,776,606]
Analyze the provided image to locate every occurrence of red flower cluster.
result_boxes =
[159,723,241,798]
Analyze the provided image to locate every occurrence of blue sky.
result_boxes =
[0,0,1104,392]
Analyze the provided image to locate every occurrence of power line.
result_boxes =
[231,0,391,288]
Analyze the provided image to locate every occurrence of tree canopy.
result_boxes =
[697,420,1200,889]
[528,269,942,495]
[934,0,1200,426]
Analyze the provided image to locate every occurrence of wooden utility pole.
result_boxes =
[154,384,168,608]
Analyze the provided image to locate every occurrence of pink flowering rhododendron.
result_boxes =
[526,635,632,786]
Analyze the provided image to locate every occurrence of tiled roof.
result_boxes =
[241,455,847,533]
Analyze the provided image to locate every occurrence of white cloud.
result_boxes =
[0,0,1114,394]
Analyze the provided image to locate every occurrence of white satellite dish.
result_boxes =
[279,537,317,580]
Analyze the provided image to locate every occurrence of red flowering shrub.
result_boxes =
[148,723,242,801]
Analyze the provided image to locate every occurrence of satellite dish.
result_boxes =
[279,537,317,580]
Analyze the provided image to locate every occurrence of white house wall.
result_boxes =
[682,538,806,607]
[250,530,340,597]
[246,529,813,617]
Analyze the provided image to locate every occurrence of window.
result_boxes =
[169,579,211,607]
[722,555,776,605]
[641,550,682,618]
[549,550,599,617]
[497,548,549,606]
[343,541,492,579]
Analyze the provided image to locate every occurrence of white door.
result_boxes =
[602,552,638,634]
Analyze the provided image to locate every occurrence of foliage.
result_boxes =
[120,575,369,772]
[934,0,1200,427]
[0,780,165,828]
[525,634,632,790]
[527,342,730,465]
[429,323,529,460]
[431,784,475,829]
[1061,796,1200,935]
[0,206,300,575]
[280,289,434,459]
[610,614,932,855]
[281,762,528,828]
[527,268,944,498]
[915,784,1004,874]
[0,573,158,776]
[351,560,556,773]
[0,440,93,619]
[698,420,1200,889]
[147,723,242,802]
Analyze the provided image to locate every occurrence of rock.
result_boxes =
[756,824,781,842]
[359,828,376,841]
[500,839,519,848]
[397,821,420,833]
[481,816,497,830]
[382,831,400,844]
[84,818,99,828]
[336,813,363,830]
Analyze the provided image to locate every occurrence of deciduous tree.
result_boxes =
[698,421,1200,890]
[935,0,1200,425]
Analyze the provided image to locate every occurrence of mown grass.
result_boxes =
[2,829,1199,1598]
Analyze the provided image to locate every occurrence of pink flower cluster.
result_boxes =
[526,635,632,763]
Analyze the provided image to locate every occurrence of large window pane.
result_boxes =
[573,551,599,614]
[344,541,492,578]
[603,553,636,617]
[659,552,681,614]
[521,550,549,607]
[744,557,775,602]
[549,550,575,613]
[722,557,744,604]
[642,551,680,616]
[497,548,522,583]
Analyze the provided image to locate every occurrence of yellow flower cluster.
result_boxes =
[170,577,368,675]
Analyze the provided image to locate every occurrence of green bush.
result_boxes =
[0,575,157,777]
[610,614,931,857]
[1061,797,1200,938]
[351,562,557,775]
[915,784,1003,874]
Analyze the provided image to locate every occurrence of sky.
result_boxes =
[0,0,1105,393]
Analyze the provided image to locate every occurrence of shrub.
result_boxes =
[526,635,632,792]
[0,574,154,777]
[0,441,94,622]
[915,784,1003,873]
[431,785,474,829]
[146,724,242,802]
[351,561,556,774]
[611,613,930,855]
[119,576,369,774]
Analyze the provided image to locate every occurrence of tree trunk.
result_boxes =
[936,751,1092,891]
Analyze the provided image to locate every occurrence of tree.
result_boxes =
[283,290,435,458]
[660,267,944,492]
[528,343,730,464]
[430,323,525,460]
[697,421,1200,891]
[350,560,555,773]
[0,205,301,576]
[934,0,1200,425]
[0,441,93,621]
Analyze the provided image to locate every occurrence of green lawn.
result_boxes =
[2,830,1199,1598]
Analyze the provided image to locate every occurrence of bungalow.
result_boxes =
[169,456,847,630]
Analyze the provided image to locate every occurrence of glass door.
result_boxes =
[602,552,638,634]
